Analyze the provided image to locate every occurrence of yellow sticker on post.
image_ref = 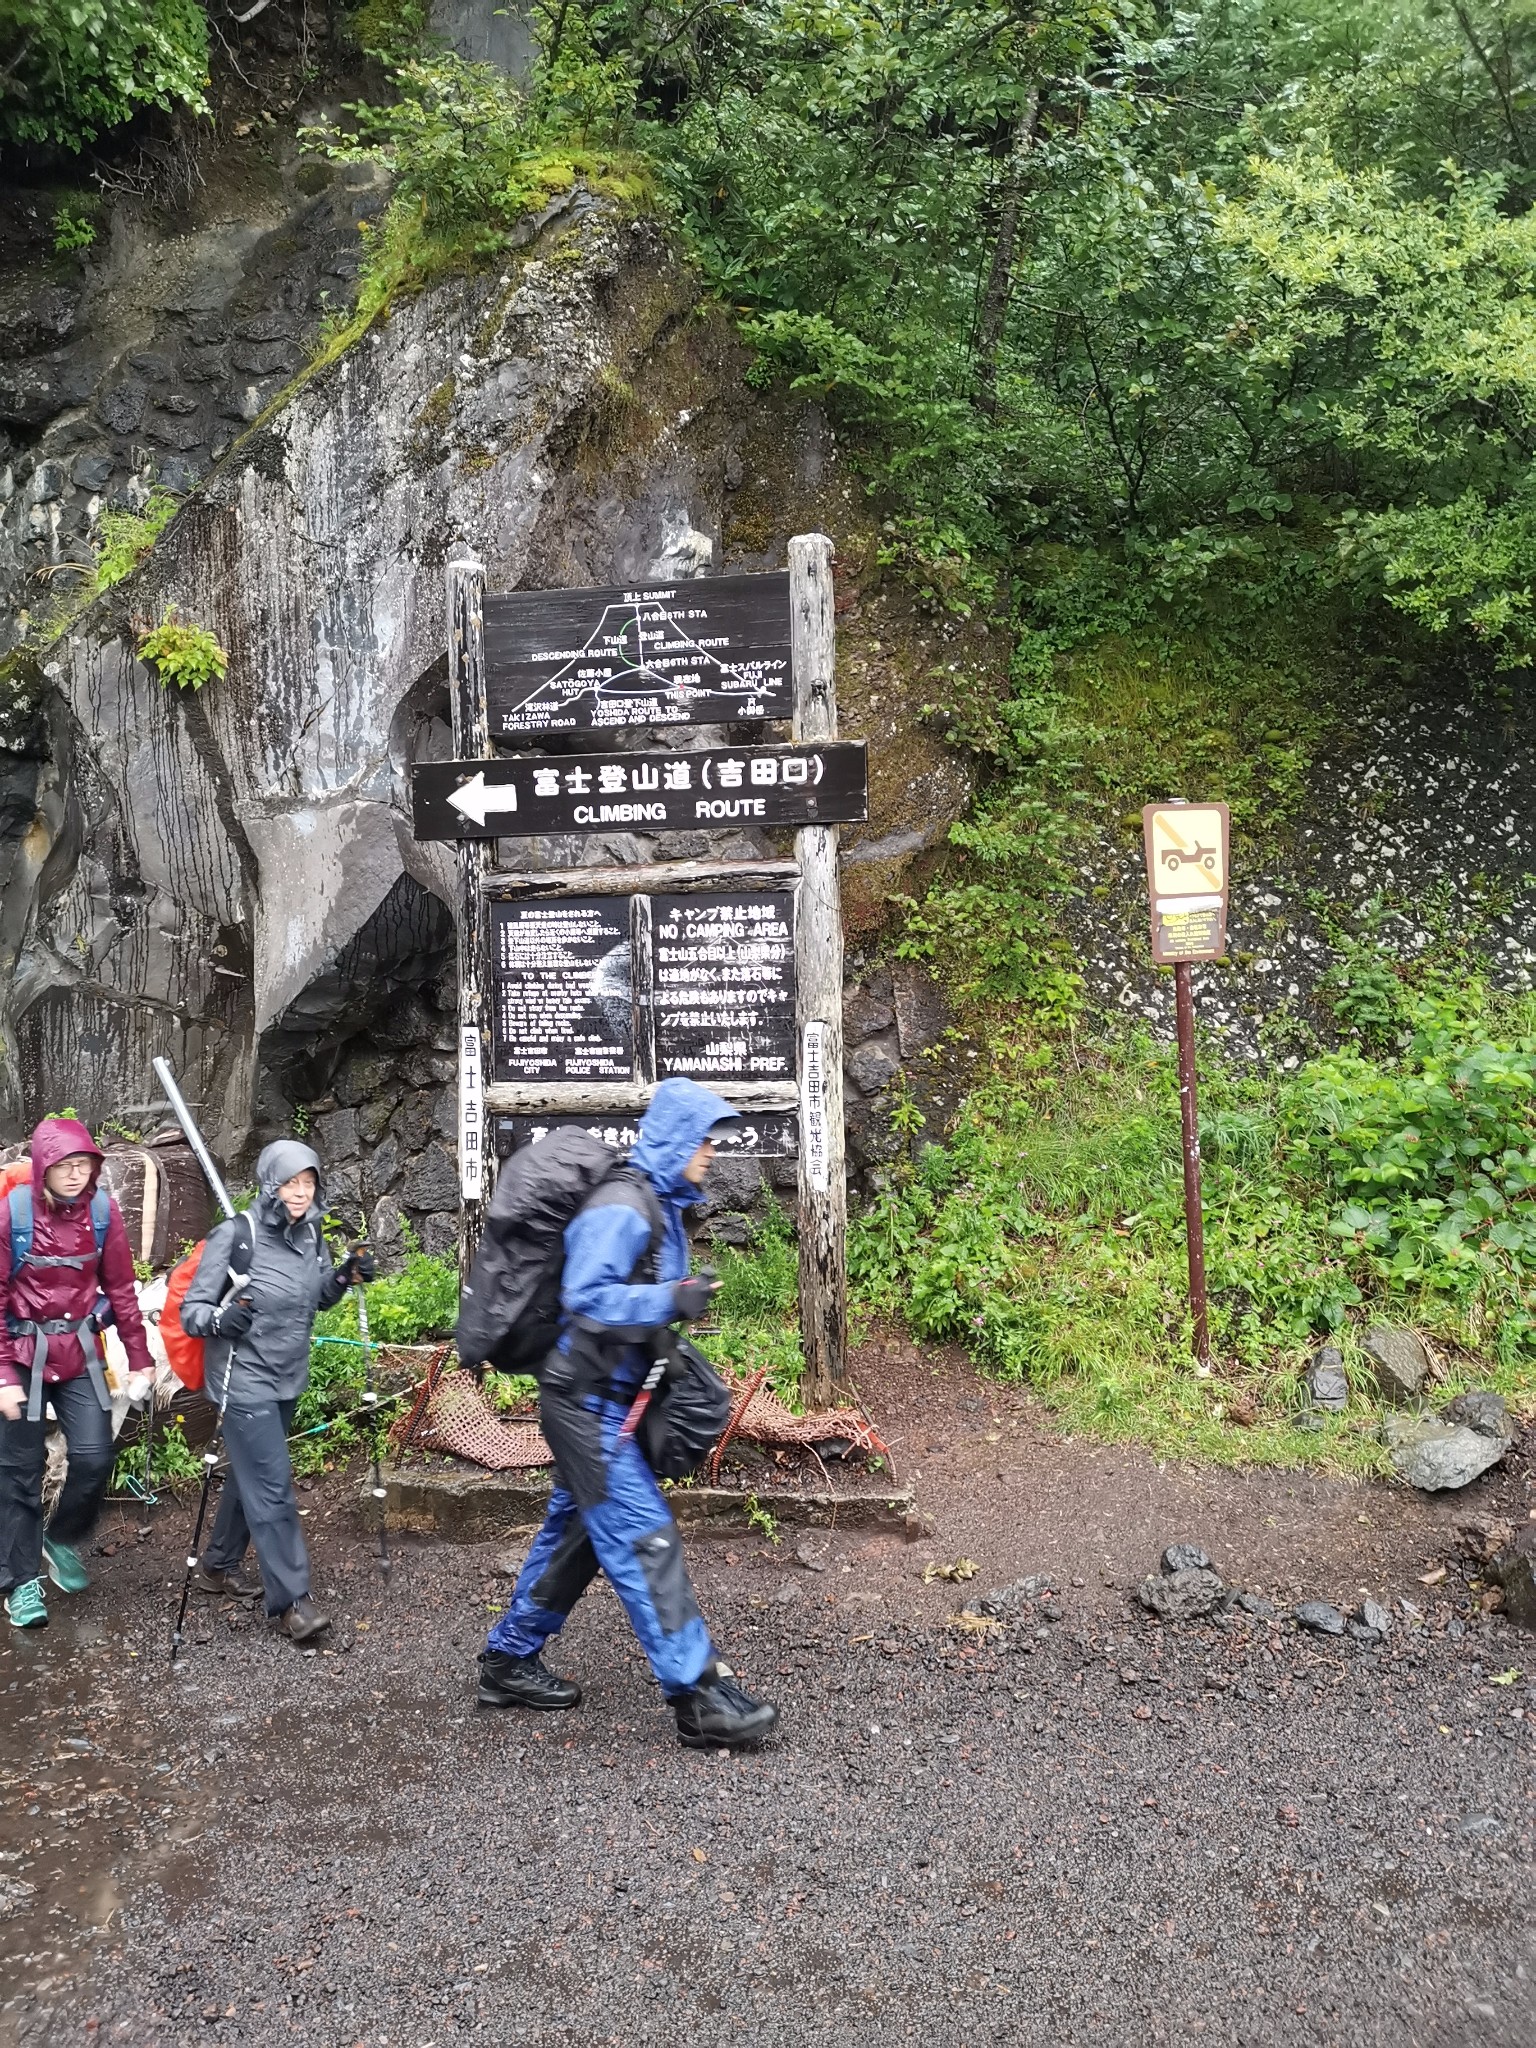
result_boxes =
[1142,802,1231,964]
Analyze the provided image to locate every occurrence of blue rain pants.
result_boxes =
[485,1385,715,1698]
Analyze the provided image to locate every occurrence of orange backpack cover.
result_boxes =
[159,1212,253,1392]
[161,1244,210,1391]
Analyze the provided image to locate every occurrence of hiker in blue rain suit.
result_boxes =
[478,1077,779,1750]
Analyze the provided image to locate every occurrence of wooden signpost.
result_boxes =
[1142,800,1231,1374]
[433,539,850,1403]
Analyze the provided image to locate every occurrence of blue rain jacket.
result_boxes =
[557,1077,739,1394]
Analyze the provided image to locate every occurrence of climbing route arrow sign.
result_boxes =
[446,771,518,828]
[412,743,868,841]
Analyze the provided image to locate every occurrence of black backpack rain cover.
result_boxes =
[455,1130,621,1374]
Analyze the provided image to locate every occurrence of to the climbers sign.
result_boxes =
[1141,802,1230,964]
[483,571,792,735]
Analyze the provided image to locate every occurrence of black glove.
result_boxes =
[214,1296,254,1340]
[672,1272,719,1323]
[341,1243,376,1285]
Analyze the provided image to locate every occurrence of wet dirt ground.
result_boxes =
[1,1340,1532,2048]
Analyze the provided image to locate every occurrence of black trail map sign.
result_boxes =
[496,1110,799,1160]
[653,892,795,1082]
[411,741,867,840]
[490,889,797,1088]
[491,897,633,1082]
[483,572,791,735]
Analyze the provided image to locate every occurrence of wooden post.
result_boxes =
[789,532,847,1405]
[1173,961,1212,1372]
[448,558,493,1285]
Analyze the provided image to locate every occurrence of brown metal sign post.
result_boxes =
[1142,802,1231,1374]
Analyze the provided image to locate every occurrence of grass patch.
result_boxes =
[851,977,1536,1474]
[697,1200,805,1411]
[297,1246,459,1472]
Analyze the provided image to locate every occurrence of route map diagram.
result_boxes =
[483,572,792,735]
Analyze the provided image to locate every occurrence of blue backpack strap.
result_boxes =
[7,1184,33,1277]
[89,1184,111,1254]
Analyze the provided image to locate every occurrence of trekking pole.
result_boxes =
[135,1382,159,1510]
[153,1058,241,1665]
[354,1271,391,1581]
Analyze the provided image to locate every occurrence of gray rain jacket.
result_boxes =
[180,1140,349,1408]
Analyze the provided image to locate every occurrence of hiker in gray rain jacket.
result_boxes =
[180,1139,372,1643]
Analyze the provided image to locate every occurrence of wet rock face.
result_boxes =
[0,171,390,658]
[3,174,978,1218]
[1,200,786,1173]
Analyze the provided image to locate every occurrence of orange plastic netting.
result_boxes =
[389,1354,891,1477]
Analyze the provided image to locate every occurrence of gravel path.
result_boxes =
[2,1353,1532,2048]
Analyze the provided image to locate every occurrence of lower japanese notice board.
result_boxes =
[496,1110,799,1159]
[491,890,796,1087]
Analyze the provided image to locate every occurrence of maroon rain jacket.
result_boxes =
[0,1118,153,1393]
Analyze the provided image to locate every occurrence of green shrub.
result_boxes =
[297,1247,460,1470]
[51,201,97,252]
[1,0,210,150]
[697,1200,805,1411]
[135,606,228,691]
[111,1412,201,1495]
[299,46,652,367]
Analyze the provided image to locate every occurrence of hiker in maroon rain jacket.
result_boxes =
[0,1117,153,1628]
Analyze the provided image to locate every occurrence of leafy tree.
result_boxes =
[0,0,210,150]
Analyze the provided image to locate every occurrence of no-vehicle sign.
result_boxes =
[1142,802,1230,964]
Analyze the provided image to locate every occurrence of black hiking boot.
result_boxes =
[476,1649,582,1711]
[192,1562,262,1601]
[275,1596,331,1644]
[673,1671,779,1751]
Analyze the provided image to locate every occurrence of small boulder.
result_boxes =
[966,1575,1052,1620]
[1160,1543,1211,1575]
[846,1045,899,1096]
[1233,1591,1277,1620]
[1491,1529,1536,1633]
[1359,1597,1392,1638]
[1439,1390,1514,1444]
[1456,1516,1514,1564]
[1382,1412,1507,1492]
[1306,1345,1349,1412]
[1295,1600,1347,1637]
[1136,1568,1227,1623]
[1364,1327,1430,1404]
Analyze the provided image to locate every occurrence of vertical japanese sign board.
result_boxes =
[1142,801,1230,1373]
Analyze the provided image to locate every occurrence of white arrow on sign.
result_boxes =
[447,771,518,828]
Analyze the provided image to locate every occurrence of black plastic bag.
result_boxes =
[638,1337,733,1480]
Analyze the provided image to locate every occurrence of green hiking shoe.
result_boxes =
[5,1578,48,1628]
[42,1538,90,1595]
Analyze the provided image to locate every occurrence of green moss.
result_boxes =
[95,488,179,592]
[415,376,455,433]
